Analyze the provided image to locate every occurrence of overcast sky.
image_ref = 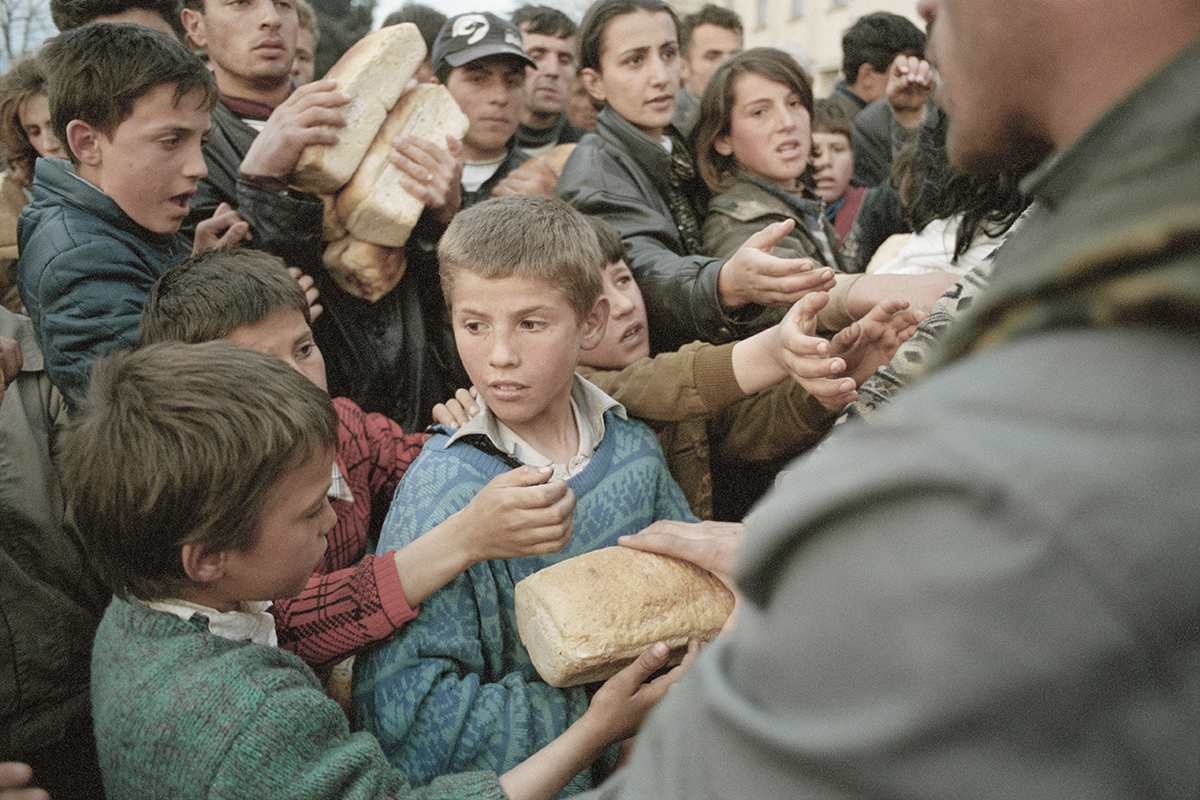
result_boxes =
[372,0,522,28]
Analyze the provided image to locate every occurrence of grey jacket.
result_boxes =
[582,34,1200,800]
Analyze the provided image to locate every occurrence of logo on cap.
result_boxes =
[451,13,489,45]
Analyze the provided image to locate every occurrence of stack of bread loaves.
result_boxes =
[292,23,468,302]
[515,547,734,688]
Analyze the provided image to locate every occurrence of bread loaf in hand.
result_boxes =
[515,546,734,688]
[336,84,468,248]
[290,23,426,194]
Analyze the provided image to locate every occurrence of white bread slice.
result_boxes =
[515,547,734,688]
[336,84,468,248]
[290,23,426,194]
[321,236,407,303]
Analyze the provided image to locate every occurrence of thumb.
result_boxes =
[489,464,555,488]
[784,291,830,336]
[741,218,796,253]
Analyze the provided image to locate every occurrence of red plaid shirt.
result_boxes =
[271,397,425,667]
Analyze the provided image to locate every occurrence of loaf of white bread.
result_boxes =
[290,23,425,194]
[515,547,734,688]
[322,237,406,303]
[336,84,468,248]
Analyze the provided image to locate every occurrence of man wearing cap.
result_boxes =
[432,11,539,208]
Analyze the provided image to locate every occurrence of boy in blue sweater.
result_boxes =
[72,340,691,800]
[354,195,698,794]
[16,23,248,408]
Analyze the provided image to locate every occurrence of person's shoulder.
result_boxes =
[706,179,782,222]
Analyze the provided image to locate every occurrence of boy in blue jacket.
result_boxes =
[16,23,247,408]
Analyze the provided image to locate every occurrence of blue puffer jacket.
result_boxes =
[16,158,190,408]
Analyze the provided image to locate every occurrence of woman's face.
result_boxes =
[18,94,66,160]
[582,9,680,140]
[713,71,810,191]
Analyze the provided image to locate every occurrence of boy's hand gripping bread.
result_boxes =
[515,546,734,688]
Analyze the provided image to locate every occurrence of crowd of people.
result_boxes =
[2,0,1197,797]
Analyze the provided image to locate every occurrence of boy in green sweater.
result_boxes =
[71,340,692,800]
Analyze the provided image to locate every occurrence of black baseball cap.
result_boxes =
[431,12,536,74]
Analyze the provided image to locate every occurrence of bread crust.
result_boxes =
[515,546,733,687]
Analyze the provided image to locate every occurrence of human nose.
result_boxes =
[608,288,634,319]
[184,142,208,180]
[488,329,519,367]
[648,53,670,87]
[36,130,65,159]
[812,146,830,170]
[257,0,283,29]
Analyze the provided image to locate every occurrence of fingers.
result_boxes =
[611,642,671,691]
[487,464,555,489]
[741,218,796,252]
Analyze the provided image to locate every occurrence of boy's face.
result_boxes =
[811,130,854,205]
[450,272,607,439]
[226,308,327,393]
[444,55,526,161]
[218,446,336,608]
[577,258,649,370]
[72,83,210,234]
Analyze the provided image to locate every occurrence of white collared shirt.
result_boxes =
[444,374,626,480]
[146,598,278,646]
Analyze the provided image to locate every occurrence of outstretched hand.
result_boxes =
[431,386,479,428]
[887,54,934,129]
[717,219,837,309]
[829,297,924,389]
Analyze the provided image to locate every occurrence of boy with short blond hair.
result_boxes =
[139,247,577,669]
[75,340,686,800]
[355,195,697,792]
[16,22,246,408]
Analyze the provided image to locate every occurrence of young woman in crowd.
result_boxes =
[557,0,839,353]
[695,48,845,272]
[0,55,66,313]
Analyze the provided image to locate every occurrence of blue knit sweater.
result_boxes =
[91,596,505,800]
[354,412,697,794]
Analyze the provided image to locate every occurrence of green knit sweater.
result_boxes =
[91,596,506,800]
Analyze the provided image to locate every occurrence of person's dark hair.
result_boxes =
[382,2,447,52]
[585,215,626,265]
[841,11,924,84]
[65,340,338,601]
[694,47,814,193]
[512,5,577,39]
[0,55,50,185]
[41,22,215,166]
[678,3,742,57]
[578,0,679,73]
[50,0,183,37]
[897,109,1031,263]
[140,248,310,346]
[812,96,853,138]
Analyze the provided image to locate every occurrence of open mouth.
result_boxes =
[620,322,644,344]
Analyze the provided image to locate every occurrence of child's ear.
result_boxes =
[66,120,102,167]
[180,543,228,584]
[579,68,606,105]
[713,133,733,157]
[579,295,610,351]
